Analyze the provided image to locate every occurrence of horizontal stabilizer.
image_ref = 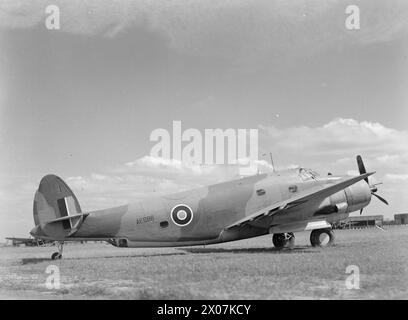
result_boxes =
[45,213,89,225]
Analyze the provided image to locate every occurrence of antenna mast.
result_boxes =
[269,152,275,172]
[263,152,275,172]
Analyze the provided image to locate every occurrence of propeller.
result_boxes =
[356,155,369,184]
[356,155,389,214]
[371,193,389,205]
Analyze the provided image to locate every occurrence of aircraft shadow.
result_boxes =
[89,252,187,260]
[180,246,317,254]
[21,258,52,265]
[20,247,321,264]
[20,252,187,264]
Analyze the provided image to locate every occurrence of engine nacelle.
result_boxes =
[314,180,371,216]
[344,180,372,213]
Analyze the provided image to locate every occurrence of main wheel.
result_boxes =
[51,252,62,260]
[310,229,335,247]
[272,232,295,249]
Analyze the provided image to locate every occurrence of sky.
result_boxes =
[0,0,408,241]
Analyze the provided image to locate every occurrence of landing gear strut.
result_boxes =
[51,242,64,260]
[272,232,295,249]
[310,229,335,247]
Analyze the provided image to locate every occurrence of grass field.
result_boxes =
[1,226,408,299]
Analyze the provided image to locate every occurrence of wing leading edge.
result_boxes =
[225,172,374,230]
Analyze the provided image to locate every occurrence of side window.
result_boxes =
[288,185,298,193]
[299,168,317,181]
[160,221,169,228]
[256,189,266,196]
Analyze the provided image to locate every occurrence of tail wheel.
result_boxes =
[310,228,335,247]
[51,241,64,259]
[51,252,62,260]
[272,232,295,249]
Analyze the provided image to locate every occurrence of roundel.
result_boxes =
[171,204,193,226]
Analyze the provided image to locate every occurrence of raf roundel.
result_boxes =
[171,204,193,226]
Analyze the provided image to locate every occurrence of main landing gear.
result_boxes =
[310,229,335,247]
[51,241,64,260]
[272,232,295,249]
[272,229,335,249]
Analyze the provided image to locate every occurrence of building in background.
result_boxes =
[333,215,383,229]
[394,213,408,225]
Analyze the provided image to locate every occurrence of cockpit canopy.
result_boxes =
[298,168,320,180]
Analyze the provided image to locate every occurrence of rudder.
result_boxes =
[33,175,82,228]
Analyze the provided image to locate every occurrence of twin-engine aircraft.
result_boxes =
[30,155,388,259]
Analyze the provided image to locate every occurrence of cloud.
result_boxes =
[260,118,408,166]
[384,174,408,182]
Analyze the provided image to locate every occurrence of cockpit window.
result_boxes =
[298,168,320,180]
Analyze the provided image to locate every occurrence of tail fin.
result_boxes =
[32,175,83,239]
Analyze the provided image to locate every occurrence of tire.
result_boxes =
[310,229,335,247]
[272,233,295,249]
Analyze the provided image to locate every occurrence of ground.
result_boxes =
[0,226,407,299]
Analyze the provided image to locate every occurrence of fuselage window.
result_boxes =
[289,185,298,193]
[256,189,266,196]
[160,221,169,228]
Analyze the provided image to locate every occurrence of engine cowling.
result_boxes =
[344,180,372,213]
[314,179,371,216]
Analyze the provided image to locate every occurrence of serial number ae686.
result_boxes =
[136,215,154,224]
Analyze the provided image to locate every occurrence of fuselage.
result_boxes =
[62,168,371,247]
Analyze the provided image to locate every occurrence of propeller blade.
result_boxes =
[356,155,369,184]
[371,192,389,205]
[360,208,363,215]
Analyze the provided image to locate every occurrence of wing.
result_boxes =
[225,172,374,230]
